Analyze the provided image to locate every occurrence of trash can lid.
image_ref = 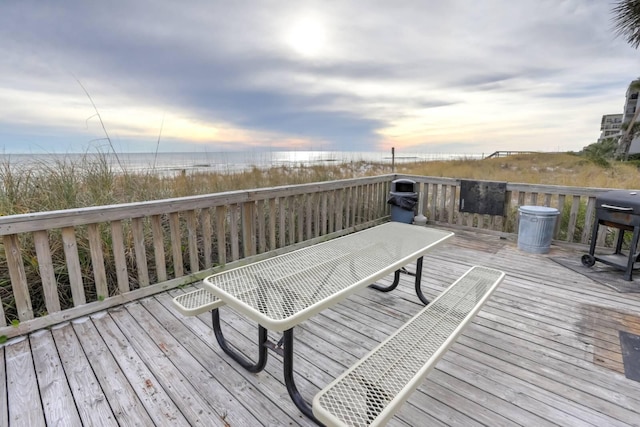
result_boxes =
[392,178,416,184]
[518,205,559,215]
[389,191,417,196]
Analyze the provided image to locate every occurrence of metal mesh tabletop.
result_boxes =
[202,222,453,331]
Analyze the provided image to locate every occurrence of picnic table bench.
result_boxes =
[172,222,504,425]
[313,265,504,426]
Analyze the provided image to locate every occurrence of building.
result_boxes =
[598,113,623,142]
[621,78,640,155]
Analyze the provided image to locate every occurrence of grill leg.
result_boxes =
[588,220,600,256]
[625,227,640,281]
[615,229,625,255]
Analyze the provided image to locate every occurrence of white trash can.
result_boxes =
[517,206,559,254]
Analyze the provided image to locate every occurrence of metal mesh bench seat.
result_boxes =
[172,288,225,316]
[312,266,505,427]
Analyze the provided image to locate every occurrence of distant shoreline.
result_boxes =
[0,150,485,175]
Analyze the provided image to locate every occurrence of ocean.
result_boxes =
[0,151,484,176]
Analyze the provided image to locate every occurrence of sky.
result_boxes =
[1,0,638,155]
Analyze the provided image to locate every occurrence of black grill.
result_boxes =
[582,190,640,281]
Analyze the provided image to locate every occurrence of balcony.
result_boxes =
[1,175,639,425]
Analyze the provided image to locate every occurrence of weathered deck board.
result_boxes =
[51,322,118,426]
[2,229,640,426]
[90,311,191,426]
[71,317,154,425]
[29,329,82,426]
[0,349,6,427]
[5,337,45,427]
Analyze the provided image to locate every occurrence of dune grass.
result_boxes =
[397,152,639,189]
[0,151,637,216]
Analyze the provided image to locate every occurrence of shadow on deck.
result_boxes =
[3,228,640,426]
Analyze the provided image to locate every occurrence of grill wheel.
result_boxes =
[581,254,596,267]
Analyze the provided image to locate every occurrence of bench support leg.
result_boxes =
[368,270,401,292]
[212,309,268,373]
[414,257,429,305]
[369,257,430,305]
[283,328,325,426]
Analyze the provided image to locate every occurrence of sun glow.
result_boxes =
[285,16,327,57]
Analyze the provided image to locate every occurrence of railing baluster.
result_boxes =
[0,294,5,327]
[567,195,581,243]
[313,192,327,237]
[132,218,150,287]
[87,223,108,299]
[437,185,445,222]
[327,190,335,233]
[297,196,304,243]
[230,204,240,261]
[169,213,184,277]
[336,189,344,231]
[555,194,566,239]
[429,183,437,221]
[110,220,130,294]
[4,234,33,320]
[503,190,513,232]
[151,215,168,282]
[269,198,277,251]
[186,210,199,272]
[242,202,256,257]
[33,230,61,314]
[448,184,456,225]
[257,200,266,254]
[344,188,351,228]
[216,205,227,266]
[288,196,295,244]
[61,227,86,306]
[200,209,213,269]
[305,194,313,239]
[582,197,596,245]
[278,197,286,248]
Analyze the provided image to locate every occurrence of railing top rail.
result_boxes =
[394,174,621,196]
[0,174,393,235]
[0,171,628,236]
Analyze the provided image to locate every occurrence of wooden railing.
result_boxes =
[398,174,614,246]
[0,173,621,338]
[0,176,390,339]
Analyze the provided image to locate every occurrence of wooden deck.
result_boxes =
[3,228,640,427]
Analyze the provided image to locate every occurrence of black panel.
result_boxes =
[620,331,640,382]
[459,180,507,216]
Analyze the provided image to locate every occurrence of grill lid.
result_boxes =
[596,190,640,214]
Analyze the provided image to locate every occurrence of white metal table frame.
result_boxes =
[202,222,454,424]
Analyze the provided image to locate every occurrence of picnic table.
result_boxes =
[200,222,454,423]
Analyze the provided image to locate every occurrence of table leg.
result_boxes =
[283,328,324,426]
[211,308,268,373]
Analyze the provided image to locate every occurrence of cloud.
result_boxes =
[0,0,637,154]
